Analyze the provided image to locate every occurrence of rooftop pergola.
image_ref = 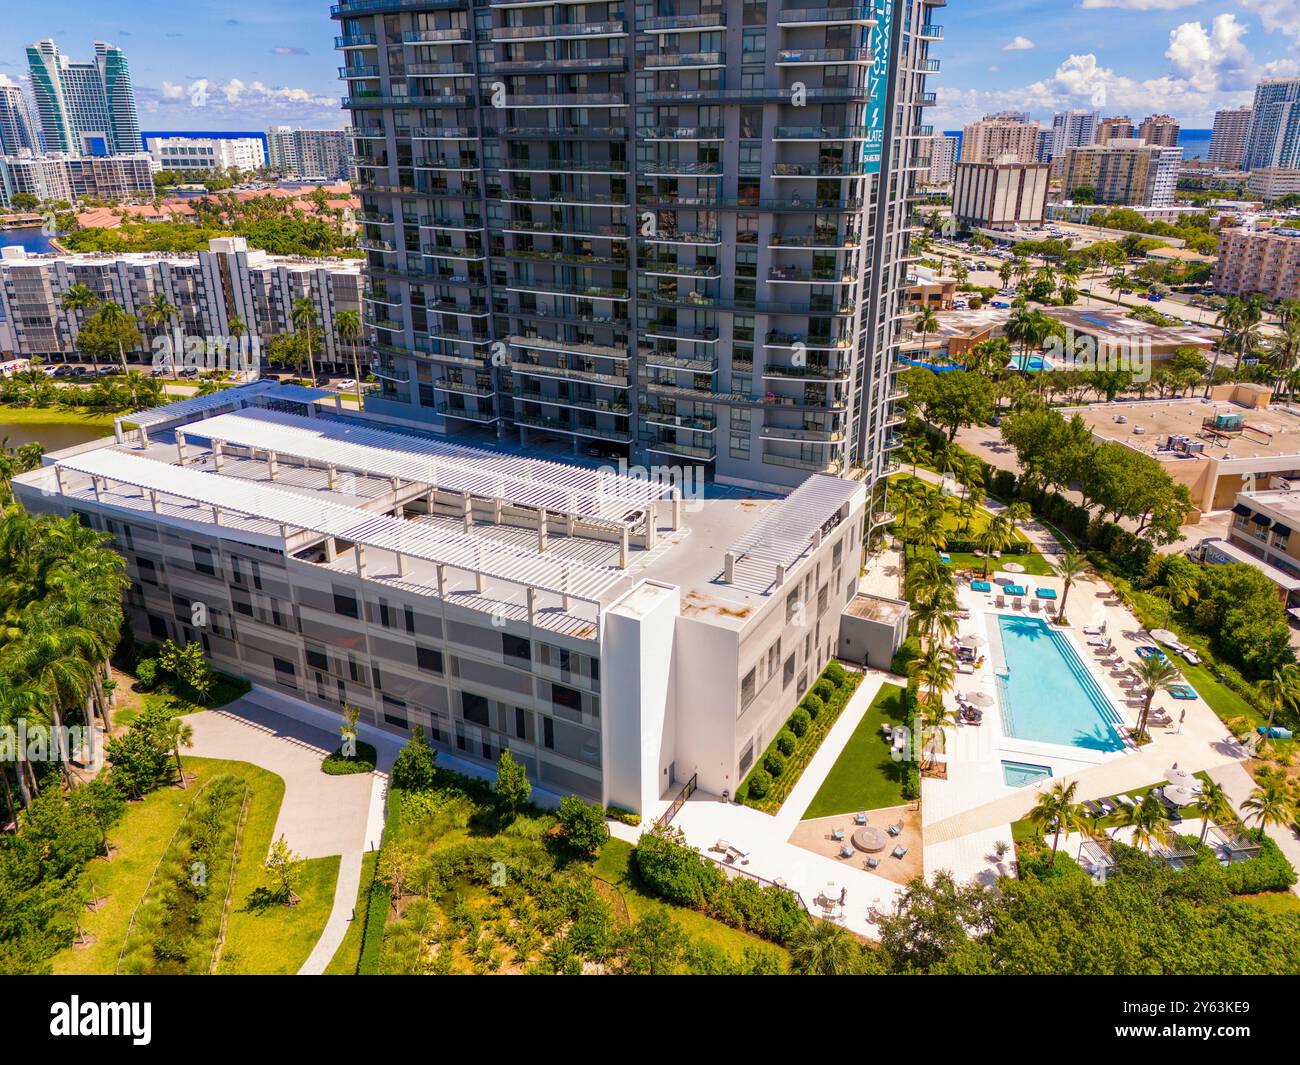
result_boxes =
[723,474,861,585]
[53,450,630,608]
[113,381,336,445]
[173,406,677,532]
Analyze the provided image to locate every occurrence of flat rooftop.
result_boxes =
[844,593,907,625]
[1049,307,1215,348]
[22,386,862,635]
[1233,489,1300,528]
[1071,400,1300,462]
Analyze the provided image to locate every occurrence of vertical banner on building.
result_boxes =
[863,0,895,174]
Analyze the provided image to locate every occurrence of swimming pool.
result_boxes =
[995,615,1126,752]
[1002,760,1052,788]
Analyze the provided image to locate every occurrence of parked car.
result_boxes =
[336,378,358,390]
[991,300,1010,309]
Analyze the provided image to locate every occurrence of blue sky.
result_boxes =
[1,0,1297,132]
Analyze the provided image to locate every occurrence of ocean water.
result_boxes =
[1179,129,1212,162]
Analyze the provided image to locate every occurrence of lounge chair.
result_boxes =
[1083,626,1104,636]
[1114,794,1136,808]
[1082,800,1104,817]
[888,821,903,837]
[866,857,880,870]
[1097,798,1117,816]
[892,845,909,859]
[1012,598,1023,610]
[854,811,868,825]
[1029,599,1041,613]
[830,827,845,842]
[995,595,1006,608]
[1045,601,1058,615]
[840,844,854,859]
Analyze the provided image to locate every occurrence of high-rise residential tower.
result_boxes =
[1137,113,1179,148]
[0,78,40,156]
[333,0,942,490]
[266,125,356,180]
[1049,109,1098,162]
[1242,79,1300,172]
[25,38,141,156]
[1094,115,1133,144]
[960,114,1040,164]
[1209,106,1252,169]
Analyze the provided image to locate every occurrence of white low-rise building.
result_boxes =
[145,135,267,174]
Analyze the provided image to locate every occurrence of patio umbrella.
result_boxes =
[1166,766,1193,786]
[965,691,994,707]
[1150,628,1179,645]
[1164,784,1197,806]
[1004,561,1026,573]
[960,634,987,648]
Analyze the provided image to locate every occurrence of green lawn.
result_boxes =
[54,757,287,975]
[1177,660,1264,729]
[592,839,790,968]
[112,672,251,729]
[324,851,379,975]
[217,855,340,975]
[802,683,909,819]
[0,405,118,430]
[946,551,1056,577]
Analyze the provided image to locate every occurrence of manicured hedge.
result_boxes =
[736,663,864,812]
[322,741,378,776]
[1218,834,1298,895]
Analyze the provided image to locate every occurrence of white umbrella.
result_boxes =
[1166,766,1192,786]
[960,633,987,648]
[1004,561,1026,573]
[1165,784,1197,806]
[966,691,994,707]
[1150,628,1179,645]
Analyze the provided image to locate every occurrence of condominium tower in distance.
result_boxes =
[1094,116,1134,144]
[0,76,40,155]
[1242,78,1300,172]
[1208,106,1253,169]
[333,0,943,491]
[1137,113,1179,148]
[266,126,356,181]
[1050,108,1098,161]
[960,114,1040,164]
[25,38,141,156]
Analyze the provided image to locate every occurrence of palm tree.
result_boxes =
[1029,781,1087,863]
[1241,779,1296,832]
[1005,305,1037,368]
[143,292,179,378]
[898,438,930,478]
[226,313,250,377]
[918,696,958,770]
[1131,654,1182,739]
[1269,322,1300,400]
[787,920,861,975]
[60,283,100,367]
[909,643,957,714]
[1052,551,1088,625]
[95,301,136,375]
[1004,501,1031,542]
[998,261,1015,290]
[913,305,940,353]
[1114,793,1171,853]
[335,308,364,404]
[1194,780,1234,846]
[159,717,195,786]
[291,296,320,382]
[976,514,1013,578]
[1255,664,1300,752]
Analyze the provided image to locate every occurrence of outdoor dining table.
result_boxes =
[852,826,888,853]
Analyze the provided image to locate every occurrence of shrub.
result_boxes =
[763,750,786,777]
[322,741,378,776]
[812,679,835,702]
[557,795,610,857]
[390,726,437,791]
[823,660,848,687]
[801,693,825,720]
[1219,835,1298,894]
[890,635,921,677]
[775,729,797,756]
[633,825,724,909]
[604,805,641,826]
[788,707,811,737]
[746,767,772,798]
[902,765,921,801]
[135,658,158,690]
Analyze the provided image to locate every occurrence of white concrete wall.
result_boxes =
[672,616,741,800]
[601,580,681,815]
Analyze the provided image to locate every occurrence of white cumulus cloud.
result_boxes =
[1165,14,1254,93]
[1004,36,1036,51]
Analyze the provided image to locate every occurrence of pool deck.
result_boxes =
[921,567,1249,885]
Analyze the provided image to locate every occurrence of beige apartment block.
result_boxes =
[1213,227,1300,301]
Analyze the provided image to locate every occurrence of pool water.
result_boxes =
[995,615,1126,752]
[1002,760,1052,788]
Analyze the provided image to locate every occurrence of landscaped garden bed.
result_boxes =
[735,661,863,813]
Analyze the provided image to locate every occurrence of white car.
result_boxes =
[336,378,358,390]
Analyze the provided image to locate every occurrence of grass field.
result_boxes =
[53,756,335,976]
[802,683,909,819]
[592,839,790,968]
[1177,660,1264,729]
[0,405,119,430]
[1234,891,1300,915]
[324,851,379,975]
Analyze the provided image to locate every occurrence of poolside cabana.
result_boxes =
[1205,823,1264,865]
[1077,838,1117,880]
[1153,833,1198,871]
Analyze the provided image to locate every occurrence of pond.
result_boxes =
[0,417,112,452]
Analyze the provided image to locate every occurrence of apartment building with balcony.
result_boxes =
[332,0,940,490]
[1212,227,1300,302]
[1058,139,1180,208]
[12,382,872,812]
[0,237,363,371]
